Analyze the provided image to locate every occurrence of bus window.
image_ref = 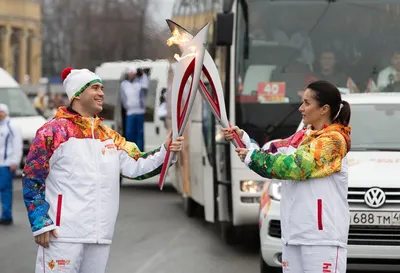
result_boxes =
[235,1,400,144]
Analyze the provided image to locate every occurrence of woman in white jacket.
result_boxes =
[223,80,351,273]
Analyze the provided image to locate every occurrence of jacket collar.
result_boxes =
[55,106,104,129]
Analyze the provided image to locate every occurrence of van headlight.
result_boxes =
[240,180,264,193]
[268,180,281,201]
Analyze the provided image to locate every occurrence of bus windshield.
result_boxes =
[235,0,400,144]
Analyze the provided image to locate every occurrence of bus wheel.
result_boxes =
[220,221,236,245]
[183,195,196,217]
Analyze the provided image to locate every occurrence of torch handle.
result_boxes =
[226,122,245,149]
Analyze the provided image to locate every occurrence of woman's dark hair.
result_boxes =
[306,80,351,126]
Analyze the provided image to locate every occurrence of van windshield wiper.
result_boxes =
[10,113,37,117]
[351,147,400,152]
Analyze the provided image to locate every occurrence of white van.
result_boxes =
[94,60,171,185]
[260,93,400,272]
[0,68,47,169]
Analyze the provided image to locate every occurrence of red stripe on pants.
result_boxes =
[317,199,323,230]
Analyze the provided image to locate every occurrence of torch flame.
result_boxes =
[167,28,197,62]
[166,28,192,47]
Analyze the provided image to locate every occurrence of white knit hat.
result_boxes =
[61,67,102,102]
[128,66,138,73]
[0,103,9,115]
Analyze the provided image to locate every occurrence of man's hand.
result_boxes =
[164,130,184,152]
[9,165,17,173]
[34,229,58,248]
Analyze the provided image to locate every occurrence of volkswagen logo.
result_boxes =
[364,187,386,208]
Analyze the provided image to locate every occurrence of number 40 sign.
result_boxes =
[257,82,286,102]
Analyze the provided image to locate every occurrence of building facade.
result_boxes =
[0,0,41,84]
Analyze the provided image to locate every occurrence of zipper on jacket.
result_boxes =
[92,118,101,243]
[56,194,63,226]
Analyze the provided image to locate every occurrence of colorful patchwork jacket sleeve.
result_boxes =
[241,129,305,153]
[109,129,168,180]
[244,131,347,181]
[22,124,58,236]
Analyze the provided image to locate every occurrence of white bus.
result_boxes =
[168,0,398,245]
[168,0,274,244]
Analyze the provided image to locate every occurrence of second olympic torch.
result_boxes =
[158,22,210,190]
[158,20,245,190]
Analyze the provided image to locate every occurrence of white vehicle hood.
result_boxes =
[348,151,400,187]
[10,115,47,140]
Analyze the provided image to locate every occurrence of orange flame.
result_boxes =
[166,28,192,47]
[167,28,196,62]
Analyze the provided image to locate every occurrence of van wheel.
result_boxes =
[260,254,280,273]
[183,195,195,217]
[220,221,236,245]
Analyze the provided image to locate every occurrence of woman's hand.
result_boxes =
[164,130,184,152]
[221,126,243,141]
[235,148,249,162]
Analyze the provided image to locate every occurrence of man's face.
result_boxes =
[320,52,336,72]
[392,53,400,71]
[128,72,136,80]
[0,111,6,121]
[76,83,104,115]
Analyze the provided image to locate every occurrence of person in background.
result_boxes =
[377,48,400,91]
[157,88,168,129]
[33,91,49,117]
[0,103,23,225]
[313,48,347,87]
[140,68,151,99]
[120,67,145,150]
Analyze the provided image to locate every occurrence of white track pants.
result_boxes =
[35,242,111,273]
[282,244,347,273]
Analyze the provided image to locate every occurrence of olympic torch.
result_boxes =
[158,21,210,190]
[158,20,245,190]
[166,20,245,148]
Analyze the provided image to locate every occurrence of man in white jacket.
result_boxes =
[0,103,22,225]
[120,67,146,150]
[22,67,183,273]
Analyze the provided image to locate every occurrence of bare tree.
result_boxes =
[40,0,170,77]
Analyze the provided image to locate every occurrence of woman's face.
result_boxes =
[299,88,329,126]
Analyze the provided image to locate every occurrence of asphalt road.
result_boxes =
[0,177,259,273]
[0,177,390,273]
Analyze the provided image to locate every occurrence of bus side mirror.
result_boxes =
[223,0,234,13]
[215,12,234,46]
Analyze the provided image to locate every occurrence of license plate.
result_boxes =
[350,211,400,226]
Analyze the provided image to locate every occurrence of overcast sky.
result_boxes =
[150,0,175,29]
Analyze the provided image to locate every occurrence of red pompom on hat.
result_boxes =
[61,67,73,81]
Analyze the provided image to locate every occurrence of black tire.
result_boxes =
[183,195,196,217]
[260,253,280,273]
[220,221,236,245]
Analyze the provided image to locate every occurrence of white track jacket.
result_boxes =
[22,107,171,244]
